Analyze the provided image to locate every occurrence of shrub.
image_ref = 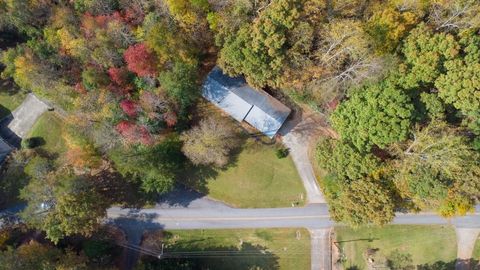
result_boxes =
[21,138,37,149]
[275,147,289,159]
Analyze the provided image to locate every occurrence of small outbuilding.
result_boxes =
[203,67,291,138]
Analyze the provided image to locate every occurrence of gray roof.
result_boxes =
[203,67,291,138]
[0,137,12,164]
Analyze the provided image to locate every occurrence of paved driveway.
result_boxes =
[455,228,480,270]
[280,112,329,203]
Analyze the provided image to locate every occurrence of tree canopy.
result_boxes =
[1,0,480,238]
[331,80,414,152]
[181,116,239,167]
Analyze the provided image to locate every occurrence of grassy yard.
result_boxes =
[474,236,480,260]
[27,112,66,154]
[157,228,311,270]
[0,80,26,119]
[196,136,306,208]
[335,225,457,269]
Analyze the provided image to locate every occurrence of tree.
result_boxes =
[391,121,480,213]
[419,92,446,120]
[0,241,61,270]
[311,19,381,104]
[158,61,199,112]
[74,0,118,15]
[116,120,153,145]
[119,99,139,117]
[20,172,108,244]
[0,240,88,270]
[331,80,414,152]
[393,121,477,184]
[218,0,302,88]
[124,43,157,77]
[435,31,480,117]
[62,128,102,171]
[109,137,184,194]
[81,67,110,91]
[400,23,460,88]
[329,176,395,227]
[329,0,368,18]
[144,20,198,68]
[316,138,379,182]
[182,117,239,167]
[429,0,480,31]
[57,27,89,60]
[165,0,210,28]
[107,66,131,87]
[435,59,480,116]
[366,7,418,53]
[0,0,54,36]
[0,150,29,208]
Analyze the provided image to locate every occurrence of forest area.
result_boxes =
[0,0,479,268]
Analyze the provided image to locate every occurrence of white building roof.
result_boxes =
[202,67,291,138]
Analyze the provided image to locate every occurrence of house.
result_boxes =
[202,67,291,138]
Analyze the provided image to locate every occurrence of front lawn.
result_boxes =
[474,236,480,260]
[27,112,66,154]
[335,225,457,269]
[148,228,311,270]
[0,80,26,119]
[195,136,306,208]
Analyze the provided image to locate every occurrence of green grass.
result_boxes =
[474,236,480,260]
[335,225,457,269]
[27,112,66,154]
[310,139,328,189]
[0,80,26,119]
[199,137,306,208]
[160,228,311,270]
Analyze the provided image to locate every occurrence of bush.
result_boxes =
[21,138,37,149]
[83,239,116,265]
[21,137,45,149]
[275,148,289,159]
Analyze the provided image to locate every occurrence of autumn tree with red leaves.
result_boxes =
[120,99,138,117]
[108,67,130,86]
[124,43,157,77]
[116,120,153,145]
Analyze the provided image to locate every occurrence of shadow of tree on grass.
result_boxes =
[140,241,280,270]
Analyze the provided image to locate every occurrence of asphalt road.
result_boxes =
[107,203,480,270]
[108,203,480,231]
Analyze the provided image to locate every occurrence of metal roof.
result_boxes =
[203,67,291,138]
[0,137,12,164]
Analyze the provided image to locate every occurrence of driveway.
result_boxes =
[0,93,49,147]
[310,228,332,270]
[455,228,480,270]
[280,112,330,203]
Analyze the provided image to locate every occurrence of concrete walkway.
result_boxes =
[0,93,49,147]
[455,228,480,270]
